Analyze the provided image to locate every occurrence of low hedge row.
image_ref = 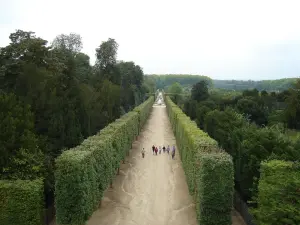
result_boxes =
[165,96,234,225]
[253,160,300,225]
[0,179,44,225]
[55,96,154,225]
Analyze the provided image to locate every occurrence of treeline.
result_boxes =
[145,74,298,91]
[174,80,300,224]
[0,30,149,207]
[213,78,297,91]
[145,74,212,90]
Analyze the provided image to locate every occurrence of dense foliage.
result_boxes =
[0,179,44,225]
[213,78,297,91]
[177,79,300,223]
[55,97,154,225]
[252,160,300,225]
[0,29,150,219]
[165,96,233,225]
[146,74,297,91]
[145,74,212,90]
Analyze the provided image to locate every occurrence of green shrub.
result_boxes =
[55,97,154,225]
[165,96,234,225]
[252,160,300,225]
[0,179,44,225]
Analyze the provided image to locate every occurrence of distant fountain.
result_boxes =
[155,91,165,106]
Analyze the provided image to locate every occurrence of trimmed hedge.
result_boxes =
[134,96,154,133]
[253,160,300,225]
[55,96,154,225]
[165,96,234,225]
[0,179,44,225]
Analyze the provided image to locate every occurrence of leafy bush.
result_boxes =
[0,179,44,225]
[55,97,154,225]
[165,96,234,225]
[252,160,300,225]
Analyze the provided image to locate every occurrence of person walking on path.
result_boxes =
[155,147,158,155]
[141,148,145,158]
[167,145,170,154]
[159,146,162,154]
[152,145,155,155]
[172,145,176,159]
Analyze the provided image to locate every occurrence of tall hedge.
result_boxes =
[252,160,300,225]
[0,179,44,225]
[55,96,154,225]
[165,96,234,225]
[134,96,154,132]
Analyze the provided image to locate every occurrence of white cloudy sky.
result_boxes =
[1,0,300,80]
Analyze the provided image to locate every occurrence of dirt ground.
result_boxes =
[53,103,246,225]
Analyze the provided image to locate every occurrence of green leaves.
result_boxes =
[55,97,154,225]
[253,160,300,225]
[0,179,44,225]
[165,96,234,225]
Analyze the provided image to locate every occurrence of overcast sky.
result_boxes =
[1,0,300,80]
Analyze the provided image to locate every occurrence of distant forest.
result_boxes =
[146,74,298,91]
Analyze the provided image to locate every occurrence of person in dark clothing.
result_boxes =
[152,145,155,155]
[155,147,158,155]
[163,145,166,153]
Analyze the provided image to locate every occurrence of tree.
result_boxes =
[52,33,82,54]
[168,82,183,104]
[95,38,120,85]
[243,89,259,98]
[0,30,52,94]
[191,80,209,102]
[0,93,43,180]
[284,79,300,129]
[236,97,267,126]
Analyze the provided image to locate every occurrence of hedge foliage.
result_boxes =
[134,95,155,132]
[55,96,154,225]
[165,96,234,225]
[253,160,300,225]
[0,179,44,225]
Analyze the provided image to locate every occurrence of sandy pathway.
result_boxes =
[86,104,197,225]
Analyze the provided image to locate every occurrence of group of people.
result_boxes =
[141,145,176,159]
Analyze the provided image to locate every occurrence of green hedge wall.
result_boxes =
[55,96,154,225]
[253,160,300,225]
[0,179,44,225]
[134,96,154,133]
[165,96,234,225]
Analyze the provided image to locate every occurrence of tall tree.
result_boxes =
[285,79,300,129]
[52,33,82,54]
[191,80,209,102]
[95,38,120,85]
